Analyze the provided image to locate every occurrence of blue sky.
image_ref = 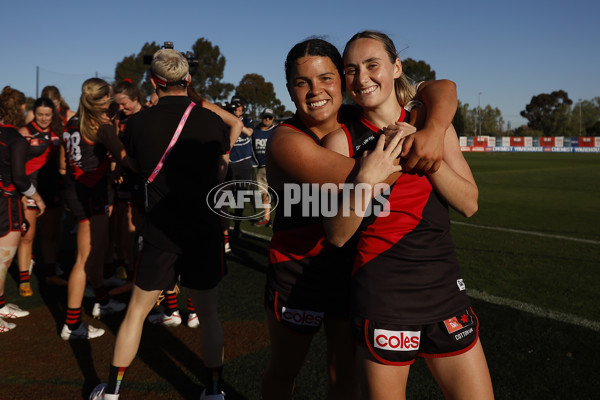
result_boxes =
[2,0,598,129]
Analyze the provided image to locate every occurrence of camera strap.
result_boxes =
[147,101,196,184]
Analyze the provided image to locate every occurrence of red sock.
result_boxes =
[164,291,178,315]
[19,270,31,284]
[187,297,195,313]
[66,307,81,329]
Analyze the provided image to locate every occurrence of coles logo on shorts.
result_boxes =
[374,329,420,351]
[281,307,323,327]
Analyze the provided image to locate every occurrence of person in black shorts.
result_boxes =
[90,48,230,400]
[262,39,455,400]
[60,78,137,341]
[322,31,493,399]
[0,96,47,333]
[16,97,65,296]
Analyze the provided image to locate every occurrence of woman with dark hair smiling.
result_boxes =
[262,37,457,399]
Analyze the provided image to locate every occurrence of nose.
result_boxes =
[308,80,323,96]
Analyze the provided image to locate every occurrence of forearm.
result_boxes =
[417,79,457,132]
[428,161,478,217]
[324,181,374,247]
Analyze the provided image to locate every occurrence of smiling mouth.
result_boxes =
[308,99,328,108]
[354,85,377,95]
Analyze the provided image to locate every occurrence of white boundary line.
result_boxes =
[468,289,600,332]
[240,228,600,332]
[451,221,600,245]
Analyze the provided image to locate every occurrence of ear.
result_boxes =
[393,58,402,79]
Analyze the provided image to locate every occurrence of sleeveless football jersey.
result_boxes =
[62,117,110,188]
[343,110,470,325]
[22,121,60,186]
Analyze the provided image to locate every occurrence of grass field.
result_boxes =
[0,152,599,399]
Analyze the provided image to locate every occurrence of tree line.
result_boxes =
[113,38,598,136]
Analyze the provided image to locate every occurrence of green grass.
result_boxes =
[451,153,600,321]
[2,152,599,399]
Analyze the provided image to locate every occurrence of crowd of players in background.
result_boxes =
[0,82,276,336]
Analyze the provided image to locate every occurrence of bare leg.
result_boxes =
[425,338,494,400]
[0,232,21,296]
[356,346,410,400]
[67,220,91,309]
[188,287,223,367]
[261,310,314,400]
[324,317,357,400]
[17,208,37,278]
[112,285,161,366]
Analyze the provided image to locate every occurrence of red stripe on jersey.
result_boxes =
[353,172,432,274]
[269,223,328,264]
[341,125,353,157]
[359,108,407,133]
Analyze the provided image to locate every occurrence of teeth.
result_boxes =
[309,100,327,108]
[356,86,377,95]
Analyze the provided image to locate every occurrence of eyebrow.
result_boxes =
[345,57,383,68]
[293,71,337,81]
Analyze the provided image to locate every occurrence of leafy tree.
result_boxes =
[235,73,291,120]
[190,38,234,101]
[114,42,161,98]
[458,101,505,136]
[402,58,436,82]
[571,97,600,136]
[520,90,573,136]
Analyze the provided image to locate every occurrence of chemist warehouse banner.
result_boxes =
[459,136,600,153]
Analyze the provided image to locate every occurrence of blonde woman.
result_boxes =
[60,78,136,340]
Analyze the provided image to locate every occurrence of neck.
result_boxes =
[157,88,188,98]
[304,116,342,139]
[362,96,404,129]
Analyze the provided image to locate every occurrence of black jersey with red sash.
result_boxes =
[62,116,110,188]
[344,110,470,325]
[22,122,60,187]
[0,124,32,196]
[267,106,358,308]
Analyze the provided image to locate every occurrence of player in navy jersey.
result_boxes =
[0,98,46,333]
[252,108,276,226]
[262,38,456,400]
[322,31,493,400]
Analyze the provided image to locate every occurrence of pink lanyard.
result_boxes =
[147,101,196,183]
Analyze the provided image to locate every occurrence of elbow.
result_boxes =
[462,202,478,218]
[324,226,350,248]
[460,196,478,218]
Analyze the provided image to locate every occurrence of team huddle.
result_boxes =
[0,31,494,400]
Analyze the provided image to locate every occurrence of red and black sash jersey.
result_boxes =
[0,124,32,196]
[62,117,110,188]
[57,108,69,126]
[22,122,60,185]
[267,107,359,301]
[343,112,469,325]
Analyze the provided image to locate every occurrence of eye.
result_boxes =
[345,67,357,75]
[294,79,308,87]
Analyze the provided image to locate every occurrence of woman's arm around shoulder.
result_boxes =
[428,124,478,217]
[202,101,243,149]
